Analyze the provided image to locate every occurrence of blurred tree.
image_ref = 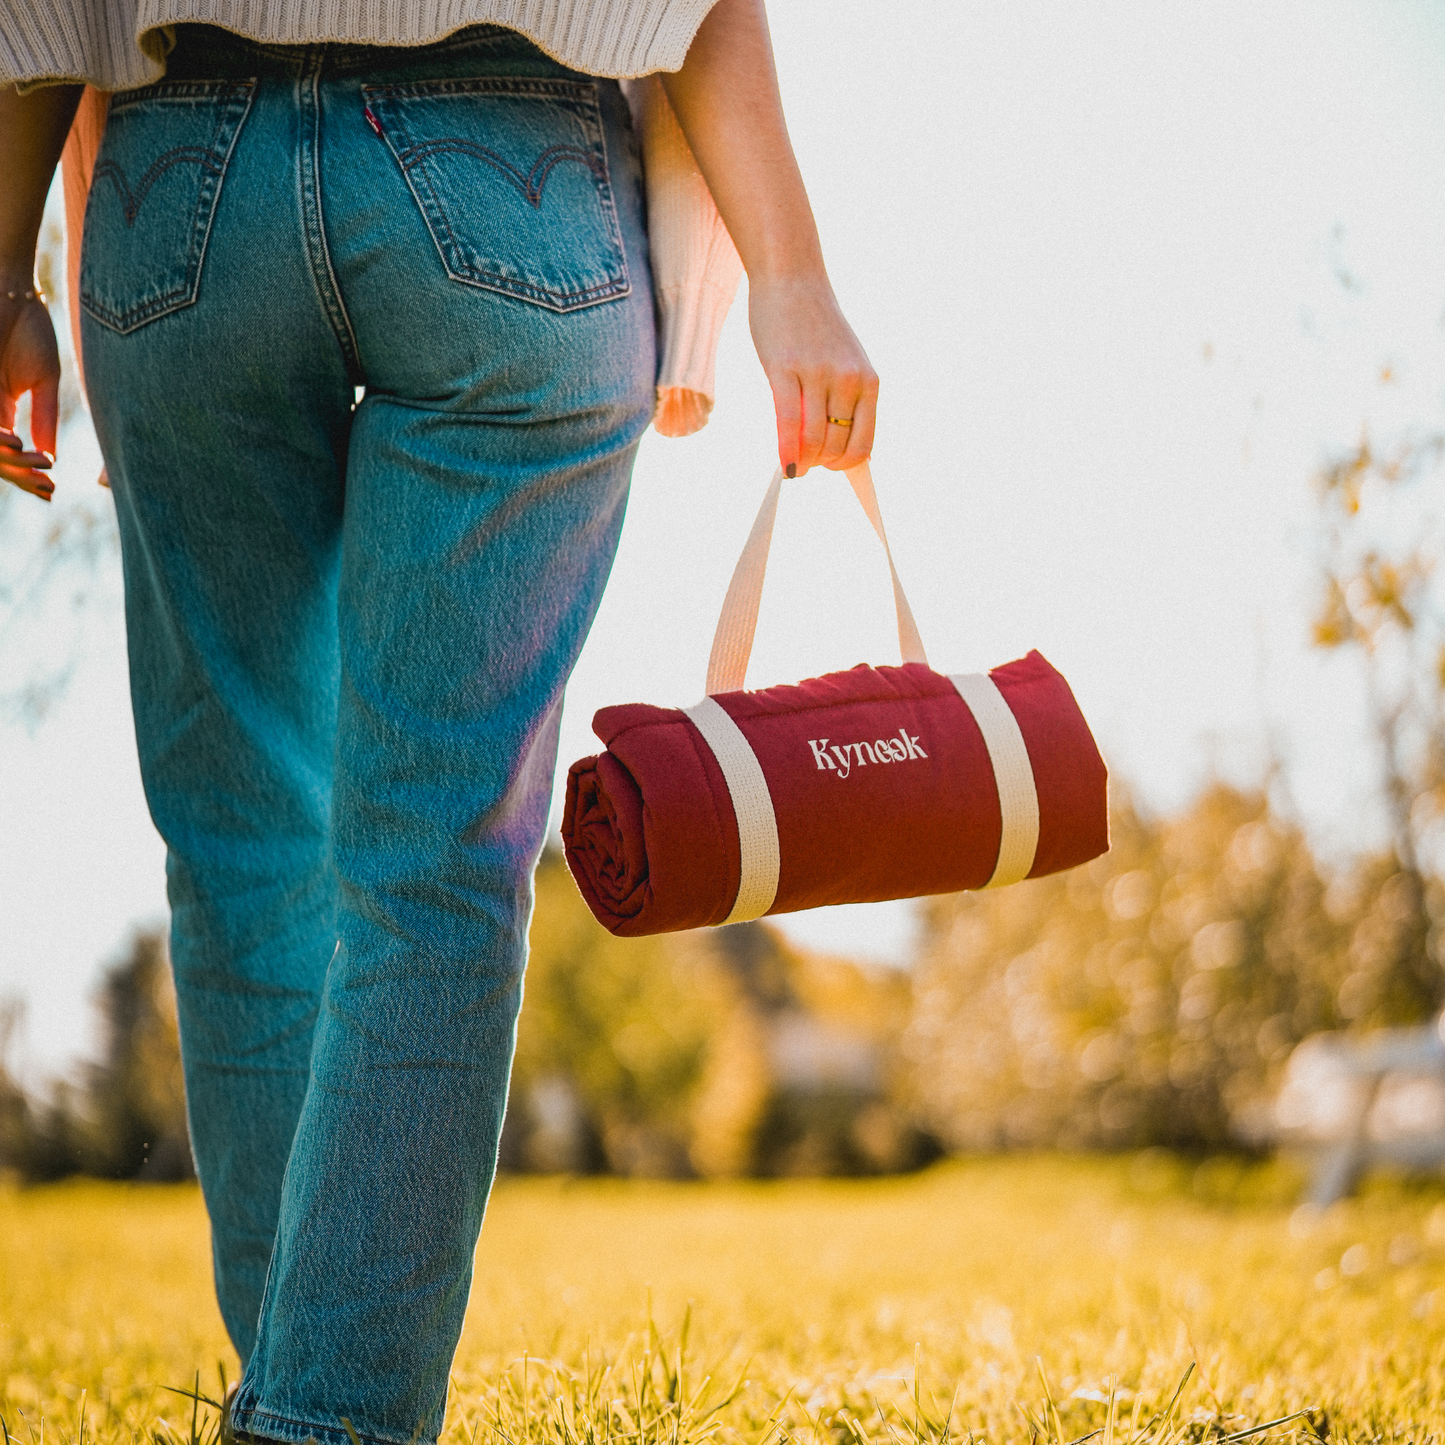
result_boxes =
[505,850,718,1175]
[905,784,1351,1152]
[81,928,194,1179]
[0,930,193,1181]
[505,850,935,1177]
[702,923,935,1177]
[1312,428,1445,1021]
[0,1001,34,1173]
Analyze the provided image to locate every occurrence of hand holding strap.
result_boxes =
[705,463,929,695]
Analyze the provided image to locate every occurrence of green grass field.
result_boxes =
[4,1156,1445,1445]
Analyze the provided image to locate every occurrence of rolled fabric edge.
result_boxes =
[988,651,1111,878]
[563,752,650,934]
[563,705,743,937]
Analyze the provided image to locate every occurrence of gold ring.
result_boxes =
[826,415,853,427]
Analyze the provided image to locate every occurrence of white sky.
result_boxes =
[5,0,1445,1080]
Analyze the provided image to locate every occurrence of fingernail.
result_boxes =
[785,463,796,479]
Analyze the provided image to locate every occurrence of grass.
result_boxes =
[4,1154,1445,1445]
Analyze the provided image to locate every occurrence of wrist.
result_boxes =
[0,258,40,293]
[744,260,833,294]
[736,212,827,289]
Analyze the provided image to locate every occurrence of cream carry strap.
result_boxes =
[705,462,930,696]
[687,464,1039,924]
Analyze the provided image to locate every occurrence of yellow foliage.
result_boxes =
[905,785,1356,1151]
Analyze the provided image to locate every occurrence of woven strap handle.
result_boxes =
[705,463,929,695]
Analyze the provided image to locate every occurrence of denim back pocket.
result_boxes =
[81,79,256,335]
[362,77,630,313]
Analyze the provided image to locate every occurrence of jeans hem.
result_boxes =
[233,1404,436,1445]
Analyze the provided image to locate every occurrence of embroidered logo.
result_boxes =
[807,728,927,779]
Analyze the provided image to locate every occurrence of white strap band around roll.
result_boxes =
[683,465,1039,924]
[683,695,782,924]
[947,672,1040,888]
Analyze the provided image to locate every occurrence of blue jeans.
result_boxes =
[80,24,654,1445]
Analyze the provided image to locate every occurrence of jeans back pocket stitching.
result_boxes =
[92,146,226,226]
[81,80,257,334]
[400,139,604,208]
[365,79,630,312]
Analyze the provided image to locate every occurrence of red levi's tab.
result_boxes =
[562,653,1109,937]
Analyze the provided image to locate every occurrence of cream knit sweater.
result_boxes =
[5,0,742,436]
[3,0,718,91]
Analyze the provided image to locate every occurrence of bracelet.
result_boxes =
[4,287,45,303]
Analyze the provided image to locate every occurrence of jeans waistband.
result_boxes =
[163,22,570,84]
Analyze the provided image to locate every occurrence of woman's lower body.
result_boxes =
[80,25,655,1445]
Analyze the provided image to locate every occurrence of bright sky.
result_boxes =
[5,0,1445,1081]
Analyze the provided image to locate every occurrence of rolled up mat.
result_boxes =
[563,466,1109,936]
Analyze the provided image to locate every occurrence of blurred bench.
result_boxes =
[1272,1020,1445,1204]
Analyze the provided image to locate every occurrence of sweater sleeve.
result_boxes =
[622,75,742,438]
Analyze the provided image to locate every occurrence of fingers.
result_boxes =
[777,366,878,478]
[795,376,829,477]
[29,371,58,459]
[816,384,858,470]
[0,295,64,497]
[0,428,54,502]
[836,379,878,472]
[769,370,802,478]
[809,365,878,474]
